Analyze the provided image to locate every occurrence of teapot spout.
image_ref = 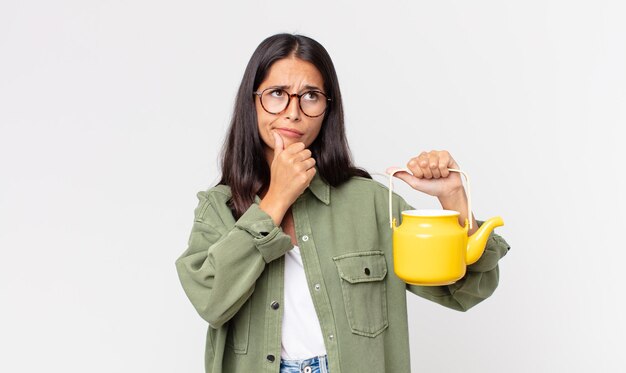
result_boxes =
[466,216,504,265]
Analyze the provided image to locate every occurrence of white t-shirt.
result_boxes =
[280,245,327,360]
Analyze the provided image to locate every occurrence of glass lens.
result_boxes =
[300,91,327,117]
[261,89,289,114]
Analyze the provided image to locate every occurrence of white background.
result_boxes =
[1,1,625,372]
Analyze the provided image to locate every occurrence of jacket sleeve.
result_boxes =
[395,197,511,311]
[175,190,293,328]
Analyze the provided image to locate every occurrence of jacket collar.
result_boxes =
[307,166,330,205]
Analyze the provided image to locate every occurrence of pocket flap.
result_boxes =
[333,251,387,283]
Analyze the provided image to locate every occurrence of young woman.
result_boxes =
[175,33,510,373]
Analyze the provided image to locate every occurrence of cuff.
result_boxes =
[234,203,293,263]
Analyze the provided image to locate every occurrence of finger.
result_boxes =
[386,166,408,175]
[305,157,316,169]
[439,152,450,178]
[418,152,429,168]
[296,157,316,171]
[429,153,441,178]
[407,158,424,178]
[419,153,433,179]
[272,131,284,159]
[305,166,316,183]
[285,141,306,154]
[298,148,312,161]
[393,171,426,190]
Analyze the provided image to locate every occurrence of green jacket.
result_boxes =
[175,171,510,373]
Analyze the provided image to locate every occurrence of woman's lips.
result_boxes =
[276,128,303,138]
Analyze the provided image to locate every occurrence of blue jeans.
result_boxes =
[280,355,329,373]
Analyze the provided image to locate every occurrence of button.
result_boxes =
[314,283,321,291]
[302,235,309,242]
[304,366,312,373]
[266,354,275,362]
[364,267,371,276]
[270,301,280,310]
[328,334,334,340]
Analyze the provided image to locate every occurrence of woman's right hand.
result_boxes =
[259,131,316,225]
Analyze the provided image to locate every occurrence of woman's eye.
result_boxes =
[303,91,320,101]
[269,89,284,97]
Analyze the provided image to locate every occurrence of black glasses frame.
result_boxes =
[253,87,332,118]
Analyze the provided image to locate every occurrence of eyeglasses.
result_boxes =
[253,87,331,118]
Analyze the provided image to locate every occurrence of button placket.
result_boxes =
[292,199,340,368]
[264,256,282,367]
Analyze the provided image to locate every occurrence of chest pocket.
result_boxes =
[333,251,389,337]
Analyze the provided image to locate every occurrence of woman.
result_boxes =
[175,33,510,373]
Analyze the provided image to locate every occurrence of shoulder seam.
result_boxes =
[194,190,229,229]
[204,184,232,198]
[349,176,405,200]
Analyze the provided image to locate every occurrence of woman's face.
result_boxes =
[255,57,326,162]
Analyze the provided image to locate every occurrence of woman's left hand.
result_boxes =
[388,150,464,199]
[389,150,477,234]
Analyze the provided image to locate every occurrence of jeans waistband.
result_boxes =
[280,355,329,373]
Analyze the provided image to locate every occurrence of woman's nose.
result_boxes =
[284,94,301,121]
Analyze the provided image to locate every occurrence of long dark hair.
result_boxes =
[218,33,371,219]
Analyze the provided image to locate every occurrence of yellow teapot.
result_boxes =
[387,168,504,286]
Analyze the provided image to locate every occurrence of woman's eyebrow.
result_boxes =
[266,84,289,90]
[302,84,323,91]
[267,84,323,91]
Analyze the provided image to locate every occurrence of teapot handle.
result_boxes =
[386,168,472,230]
